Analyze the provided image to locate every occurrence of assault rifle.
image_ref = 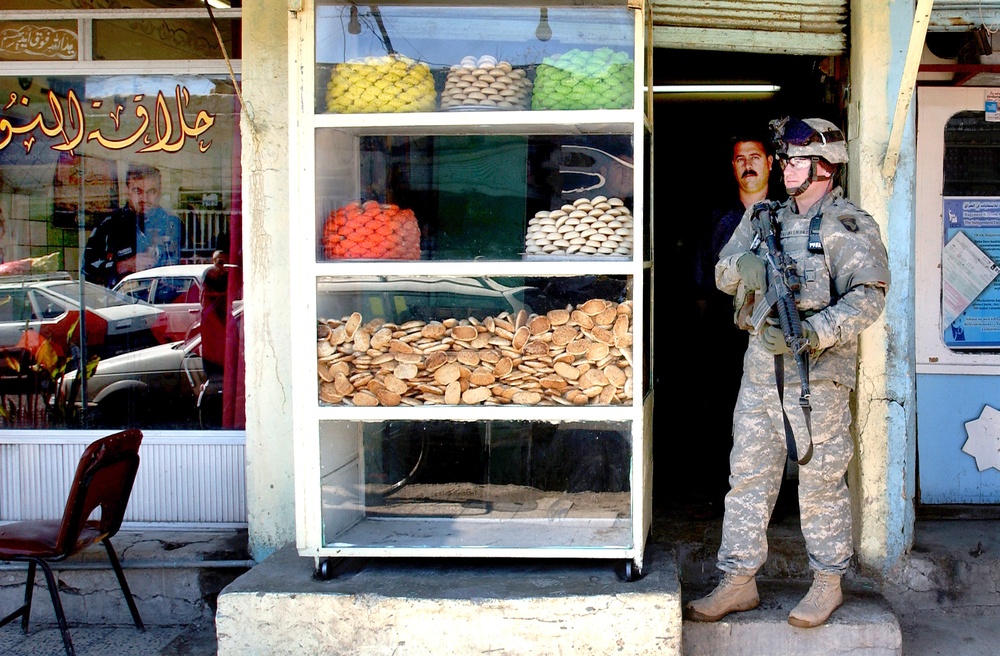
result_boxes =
[749,201,813,465]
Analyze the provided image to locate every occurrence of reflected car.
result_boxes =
[113,264,213,343]
[0,272,163,361]
[316,275,533,325]
[53,305,242,430]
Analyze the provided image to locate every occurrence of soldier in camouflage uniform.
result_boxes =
[684,117,890,629]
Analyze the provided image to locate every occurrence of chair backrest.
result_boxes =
[55,429,143,557]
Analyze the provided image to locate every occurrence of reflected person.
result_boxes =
[82,164,182,287]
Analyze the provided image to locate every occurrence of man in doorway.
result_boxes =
[687,132,775,519]
[684,117,890,628]
[693,132,775,312]
[82,164,182,288]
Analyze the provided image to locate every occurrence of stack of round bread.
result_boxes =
[523,195,633,258]
[440,55,532,109]
[317,299,634,407]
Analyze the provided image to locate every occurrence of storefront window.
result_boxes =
[0,72,243,430]
[2,4,241,63]
[92,18,240,61]
[940,112,1000,351]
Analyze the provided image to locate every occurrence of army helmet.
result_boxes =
[771,117,848,165]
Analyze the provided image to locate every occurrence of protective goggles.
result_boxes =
[778,156,814,170]
[772,117,844,148]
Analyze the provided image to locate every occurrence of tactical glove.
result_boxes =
[761,322,790,354]
[736,253,767,291]
[802,320,819,351]
[761,319,819,355]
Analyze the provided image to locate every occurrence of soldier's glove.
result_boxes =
[761,319,820,355]
[736,253,767,291]
[802,320,819,351]
[760,321,791,354]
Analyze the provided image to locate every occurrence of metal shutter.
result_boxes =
[929,0,1000,31]
[652,0,848,56]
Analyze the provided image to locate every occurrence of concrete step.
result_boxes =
[662,506,904,656]
[0,529,251,629]
[217,542,683,656]
[881,520,1000,613]
[680,579,902,656]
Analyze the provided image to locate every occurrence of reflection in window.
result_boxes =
[943,111,1000,197]
[0,74,243,431]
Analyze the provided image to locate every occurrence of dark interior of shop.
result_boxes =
[651,49,843,518]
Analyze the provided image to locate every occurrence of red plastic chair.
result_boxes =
[0,429,146,656]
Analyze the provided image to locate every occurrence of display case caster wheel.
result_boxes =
[623,558,644,582]
[315,557,346,580]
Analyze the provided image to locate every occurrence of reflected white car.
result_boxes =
[54,305,243,430]
[0,273,163,360]
[113,264,213,343]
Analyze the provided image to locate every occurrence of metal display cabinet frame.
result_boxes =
[289,0,654,580]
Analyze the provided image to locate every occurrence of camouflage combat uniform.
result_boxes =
[714,186,890,576]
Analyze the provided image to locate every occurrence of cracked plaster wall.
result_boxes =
[241,0,296,562]
[847,0,918,574]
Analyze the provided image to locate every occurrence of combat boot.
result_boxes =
[683,573,759,622]
[788,572,843,628]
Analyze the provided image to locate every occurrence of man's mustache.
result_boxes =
[742,170,758,179]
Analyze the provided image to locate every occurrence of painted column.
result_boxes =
[848,0,917,574]
[242,0,297,561]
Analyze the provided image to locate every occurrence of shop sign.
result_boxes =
[0,85,216,156]
[0,23,77,61]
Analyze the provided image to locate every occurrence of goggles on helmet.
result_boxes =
[769,117,845,159]
[778,156,814,170]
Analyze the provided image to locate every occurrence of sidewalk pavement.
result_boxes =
[2,516,997,655]
[0,620,217,656]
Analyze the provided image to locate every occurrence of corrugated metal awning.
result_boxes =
[652,0,847,56]
[928,0,1000,31]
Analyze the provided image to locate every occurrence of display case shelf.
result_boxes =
[315,405,637,423]
[292,0,653,577]
[310,261,638,277]
[311,110,643,136]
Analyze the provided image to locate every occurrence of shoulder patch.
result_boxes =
[838,215,858,232]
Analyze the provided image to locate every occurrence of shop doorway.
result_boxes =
[650,49,843,518]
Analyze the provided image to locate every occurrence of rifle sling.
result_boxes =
[774,354,814,465]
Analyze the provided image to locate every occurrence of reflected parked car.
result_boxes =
[113,264,213,343]
[0,272,163,361]
[52,305,242,430]
[316,275,533,325]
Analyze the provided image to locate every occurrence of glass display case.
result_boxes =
[290,0,654,578]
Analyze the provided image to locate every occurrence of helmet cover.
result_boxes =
[770,117,848,165]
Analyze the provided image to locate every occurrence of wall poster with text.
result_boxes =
[942,196,1000,349]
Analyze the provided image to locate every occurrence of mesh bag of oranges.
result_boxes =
[323,200,421,260]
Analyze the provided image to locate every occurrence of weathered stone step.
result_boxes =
[218,542,684,656]
[882,520,1000,613]
[681,580,902,656]
[0,530,250,628]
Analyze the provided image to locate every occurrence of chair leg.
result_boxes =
[35,559,75,656]
[0,560,36,634]
[102,538,145,632]
[21,560,35,633]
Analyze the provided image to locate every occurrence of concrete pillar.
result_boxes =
[241,0,296,562]
[847,0,917,574]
